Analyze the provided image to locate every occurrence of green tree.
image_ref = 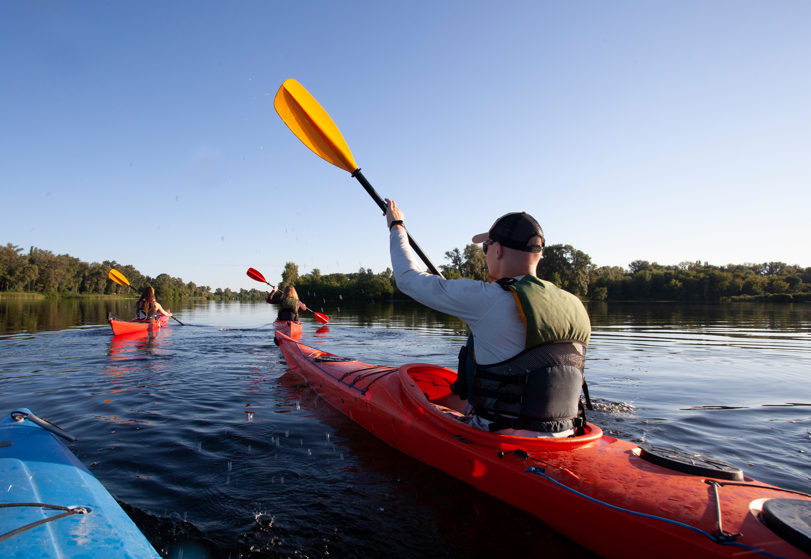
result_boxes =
[281,262,299,287]
[591,286,608,301]
[462,244,488,281]
[536,244,592,296]
[441,248,464,277]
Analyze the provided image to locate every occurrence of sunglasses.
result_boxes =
[482,240,495,255]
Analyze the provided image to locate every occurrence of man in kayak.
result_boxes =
[385,199,591,438]
[267,285,309,321]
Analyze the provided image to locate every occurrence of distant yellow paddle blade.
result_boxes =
[274,79,358,174]
[108,269,130,287]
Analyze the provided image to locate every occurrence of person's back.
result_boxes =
[134,286,171,320]
[385,201,591,437]
[268,285,306,322]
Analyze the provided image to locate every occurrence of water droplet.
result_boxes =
[300,439,303,445]
[326,433,330,442]
[308,449,312,456]
[338,307,341,312]
[296,401,300,410]
[184,511,187,521]
[228,461,232,471]
[226,475,230,484]
[248,445,252,453]
[340,453,344,460]
[285,430,289,437]
[198,442,202,452]
[281,476,284,484]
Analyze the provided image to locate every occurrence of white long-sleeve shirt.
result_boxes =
[390,228,576,438]
[390,228,525,365]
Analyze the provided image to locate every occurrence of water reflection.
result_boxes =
[1,298,810,558]
[0,297,198,336]
[108,327,172,360]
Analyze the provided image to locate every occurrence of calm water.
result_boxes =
[1,298,810,558]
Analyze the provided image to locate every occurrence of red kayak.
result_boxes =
[274,319,302,341]
[108,312,170,336]
[276,332,811,559]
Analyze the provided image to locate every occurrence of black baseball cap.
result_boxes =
[471,212,544,253]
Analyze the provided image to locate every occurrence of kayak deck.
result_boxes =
[277,333,811,559]
[0,409,160,558]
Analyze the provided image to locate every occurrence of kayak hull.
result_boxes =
[109,315,169,336]
[274,320,302,340]
[276,333,811,559]
[0,409,160,558]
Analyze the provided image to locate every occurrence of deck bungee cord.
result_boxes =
[300,347,399,395]
[524,466,789,559]
[0,503,90,543]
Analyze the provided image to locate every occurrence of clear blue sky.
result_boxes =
[2,1,809,290]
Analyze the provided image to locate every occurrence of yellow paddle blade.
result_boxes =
[274,79,358,174]
[108,269,130,287]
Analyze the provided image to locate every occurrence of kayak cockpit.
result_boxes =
[399,363,602,451]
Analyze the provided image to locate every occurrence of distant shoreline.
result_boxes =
[0,292,211,301]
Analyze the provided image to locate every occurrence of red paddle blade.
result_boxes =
[313,312,330,324]
[246,267,267,283]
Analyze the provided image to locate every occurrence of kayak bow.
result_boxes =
[274,320,303,341]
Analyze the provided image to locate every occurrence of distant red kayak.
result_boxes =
[274,319,302,340]
[276,332,811,559]
[108,313,170,336]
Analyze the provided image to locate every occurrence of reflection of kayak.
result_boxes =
[0,409,160,558]
[274,319,302,340]
[276,333,811,559]
[108,312,169,335]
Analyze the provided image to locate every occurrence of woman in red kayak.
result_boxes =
[134,286,172,320]
[267,285,308,321]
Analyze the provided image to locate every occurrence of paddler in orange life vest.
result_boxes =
[267,285,308,321]
[385,199,592,438]
[134,286,173,320]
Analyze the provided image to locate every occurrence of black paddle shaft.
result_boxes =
[351,169,444,278]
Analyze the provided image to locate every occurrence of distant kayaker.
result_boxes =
[267,285,308,321]
[385,199,591,438]
[134,286,172,320]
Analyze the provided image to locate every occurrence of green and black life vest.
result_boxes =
[453,275,593,434]
[277,297,300,321]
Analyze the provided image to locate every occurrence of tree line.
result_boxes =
[6,240,809,304]
[279,243,811,304]
[0,243,268,301]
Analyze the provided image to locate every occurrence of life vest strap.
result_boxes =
[475,368,528,386]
